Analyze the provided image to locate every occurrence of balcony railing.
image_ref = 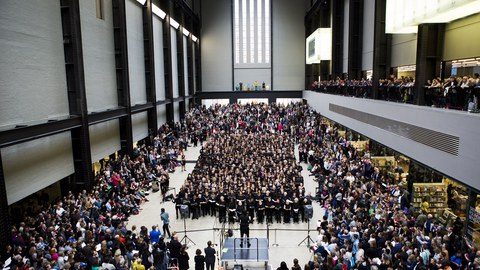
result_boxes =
[311,85,480,111]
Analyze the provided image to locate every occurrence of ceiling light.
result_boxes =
[170,18,180,29]
[192,35,198,42]
[136,0,147,5]
[386,0,480,34]
[152,4,166,19]
[182,28,190,36]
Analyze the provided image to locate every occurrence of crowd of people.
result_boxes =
[2,102,479,270]
[1,120,195,270]
[425,74,480,109]
[175,102,315,224]
[311,73,480,110]
[297,110,480,269]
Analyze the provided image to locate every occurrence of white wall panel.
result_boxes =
[89,119,121,162]
[0,0,69,128]
[192,44,197,93]
[157,105,167,126]
[361,0,375,71]
[80,0,118,112]
[174,102,180,123]
[304,91,480,191]
[342,0,349,73]
[171,27,179,98]
[390,34,417,67]
[153,16,166,101]
[2,132,74,205]
[183,36,189,95]
[201,0,233,91]
[126,0,147,105]
[272,0,305,90]
[132,111,149,142]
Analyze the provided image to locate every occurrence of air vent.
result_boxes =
[329,104,459,156]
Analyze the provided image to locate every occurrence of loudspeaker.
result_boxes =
[304,205,313,219]
[180,205,189,219]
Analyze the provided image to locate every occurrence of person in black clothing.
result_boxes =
[199,194,208,217]
[194,249,205,270]
[174,195,183,219]
[247,197,256,221]
[208,194,216,217]
[292,198,300,223]
[257,200,265,224]
[274,198,282,223]
[168,234,182,264]
[217,196,226,223]
[265,197,274,224]
[239,210,251,248]
[178,245,190,270]
[152,243,166,270]
[190,194,199,219]
[227,198,236,223]
[204,241,216,270]
[283,201,292,223]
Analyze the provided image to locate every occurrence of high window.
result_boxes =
[234,0,270,66]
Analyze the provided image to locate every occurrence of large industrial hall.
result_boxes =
[1,0,480,270]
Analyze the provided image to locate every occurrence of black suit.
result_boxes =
[204,246,216,270]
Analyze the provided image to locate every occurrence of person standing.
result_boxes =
[239,210,251,248]
[169,234,182,264]
[204,241,216,270]
[178,244,190,270]
[194,249,205,270]
[161,208,171,239]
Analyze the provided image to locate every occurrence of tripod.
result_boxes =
[180,217,196,245]
[297,219,314,247]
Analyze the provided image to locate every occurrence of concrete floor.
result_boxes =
[128,143,325,270]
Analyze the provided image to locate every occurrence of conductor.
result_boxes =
[239,210,251,248]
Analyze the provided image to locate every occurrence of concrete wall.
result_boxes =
[201,0,233,91]
[2,132,74,205]
[171,27,180,97]
[0,0,69,127]
[304,91,480,191]
[89,119,121,162]
[361,0,375,71]
[132,111,149,142]
[201,0,306,91]
[443,13,480,61]
[272,0,305,90]
[153,15,166,100]
[157,105,167,126]
[80,0,118,112]
[126,0,147,105]
[342,0,349,74]
[174,102,181,122]
[390,34,417,67]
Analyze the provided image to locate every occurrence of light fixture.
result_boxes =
[459,58,476,62]
[152,4,166,19]
[182,28,190,36]
[397,65,416,72]
[136,0,147,5]
[386,0,480,34]
[170,18,180,29]
[192,35,198,42]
